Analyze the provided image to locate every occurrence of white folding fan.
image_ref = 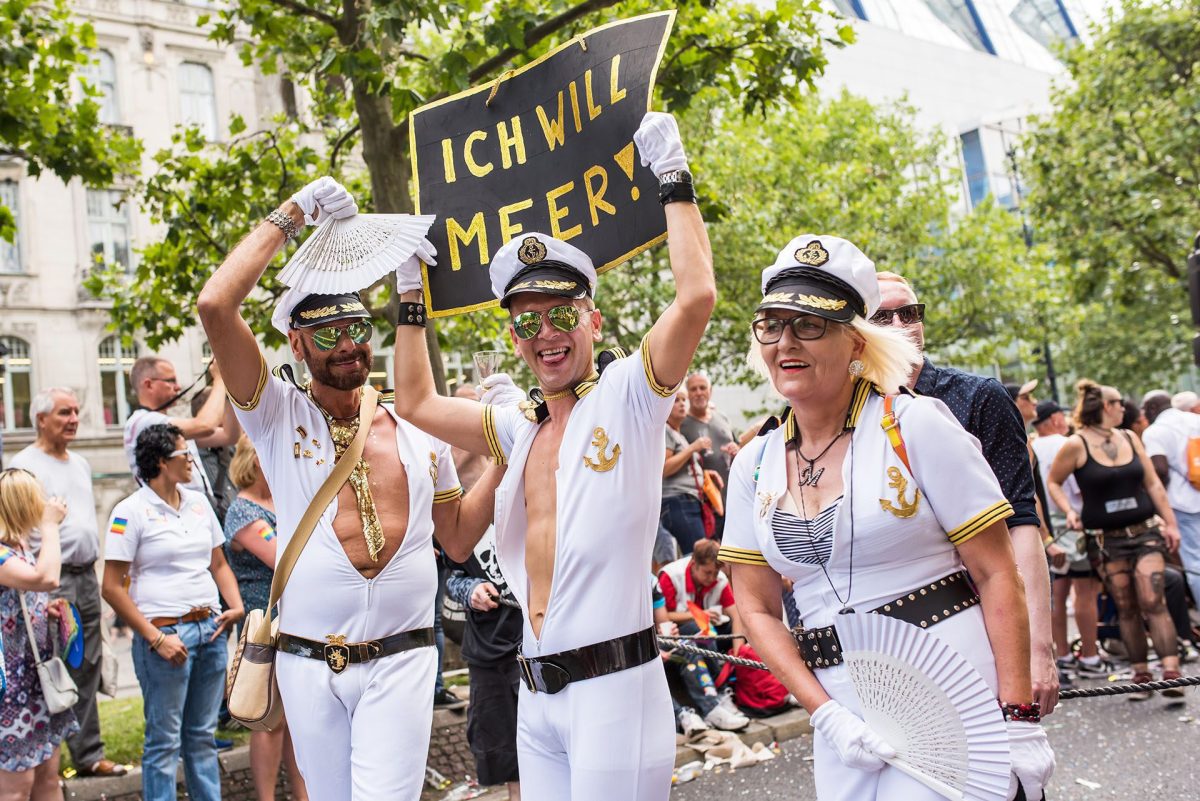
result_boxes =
[835,611,1012,801]
[277,213,437,295]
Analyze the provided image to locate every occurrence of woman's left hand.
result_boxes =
[1161,522,1181,553]
[1006,721,1055,801]
[46,598,66,620]
[704,469,724,490]
[211,607,245,641]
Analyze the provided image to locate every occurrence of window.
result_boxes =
[0,181,19,274]
[960,129,990,208]
[87,189,132,272]
[178,62,217,140]
[99,336,139,426]
[830,0,869,20]
[0,337,33,431]
[83,50,120,124]
[1010,0,1078,49]
[921,0,996,54]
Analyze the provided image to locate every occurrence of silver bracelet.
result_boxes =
[266,208,299,241]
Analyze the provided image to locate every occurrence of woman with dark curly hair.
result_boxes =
[101,423,244,801]
[1048,380,1183,701]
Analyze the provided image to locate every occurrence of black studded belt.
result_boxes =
[276,627,434,674]
[516,627,659,694]
[792,571,980,670]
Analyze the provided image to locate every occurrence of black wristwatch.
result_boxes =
[658,170,697,205]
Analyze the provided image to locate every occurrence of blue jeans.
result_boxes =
[661,494,706,555]
[1175,509,1200,606]
[131,615,227,801]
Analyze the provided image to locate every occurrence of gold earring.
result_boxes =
[848,359,865,378]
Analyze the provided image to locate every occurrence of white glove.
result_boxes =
[395,238,436,294]
[633,112,689,177]
[809,700,896,772]
[290,176,357,225]
[480,373,526,406]
[1006,721,1054,801]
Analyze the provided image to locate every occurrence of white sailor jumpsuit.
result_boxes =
[482,339,678,801]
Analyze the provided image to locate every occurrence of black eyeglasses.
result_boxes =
[751,315,830,344]
[512,305,585,340]
[869,303,925,326]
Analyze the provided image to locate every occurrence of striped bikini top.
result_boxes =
[771,496,842,566]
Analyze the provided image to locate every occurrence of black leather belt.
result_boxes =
[1099,518,1157,538]
[793,571,980,671]
[61,562,95,575]
[277,627,434,675]
[516,627,658,694]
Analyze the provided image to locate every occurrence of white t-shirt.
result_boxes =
[123,409,210,495]
[1142,408,1200,514]
[1030,433,1081,515]
[10,445,99,565]
[482,336,677,655]
[104,486,223,618]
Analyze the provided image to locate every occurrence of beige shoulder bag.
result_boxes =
[226,385,378,731]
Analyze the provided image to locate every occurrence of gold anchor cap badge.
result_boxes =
[582,427,621,472]
[324,634,350,674]
[879,466,920,518]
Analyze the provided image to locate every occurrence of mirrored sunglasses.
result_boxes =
[512,305,583,340]
[869,303,925,326]
[751,315,830,344]
[311,320,373,351]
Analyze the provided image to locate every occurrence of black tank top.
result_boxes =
[1073,431,1154,530]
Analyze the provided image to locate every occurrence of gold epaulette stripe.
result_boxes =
[227,355,269,412]
[481,404,507,465]
[379,391,396,404]
[946,500,1014,545]
[844,379,873,429]
[640,335,679,398]
[433,487,463,504]
[717,545,769,566]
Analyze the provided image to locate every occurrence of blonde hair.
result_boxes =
[0,469,46,547]
[875,271,911,287]
[228,435,260,490]
[747,316,920,396]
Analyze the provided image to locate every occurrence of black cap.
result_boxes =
[1033,400,1063,426]
[289,292,370,329]
[499,263,591,309]
[756,268,865,324]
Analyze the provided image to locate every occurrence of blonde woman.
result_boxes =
[222,436,307,801]
[719,235,1054,800]
[0,469,73,801]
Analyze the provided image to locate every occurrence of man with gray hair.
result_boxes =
[11,388,126,776]
[680,371,738,537]
[1142,388,1200,605]
[1171,391,1200,413]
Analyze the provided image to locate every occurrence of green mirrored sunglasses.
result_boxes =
[310,320,373,351]
[512,305,583,340]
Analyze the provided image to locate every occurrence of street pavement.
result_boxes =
[671,674,1200,800]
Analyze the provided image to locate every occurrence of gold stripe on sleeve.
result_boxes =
[946,500,1014,545]
[481,404,507,465]
[717,545,770,566]
[433,487,464,504]
[640,335,680,398]
[226,354,268,412]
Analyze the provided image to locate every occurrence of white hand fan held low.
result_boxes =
[835,612,1011,801]
[278,213,437,295]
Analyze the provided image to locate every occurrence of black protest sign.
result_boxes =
[410,11,675,317]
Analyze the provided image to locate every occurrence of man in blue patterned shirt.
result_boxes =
[873,272,1059,721]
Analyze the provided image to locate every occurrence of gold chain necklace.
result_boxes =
[306,384,386,562]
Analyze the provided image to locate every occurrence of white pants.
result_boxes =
[813,731,947,801]
[277,646,437,801]
[517,658,675,801]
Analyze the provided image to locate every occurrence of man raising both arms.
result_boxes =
[392,112,715,801]
[196,177,499,801]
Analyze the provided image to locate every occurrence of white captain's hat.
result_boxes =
[271,287,370,336]
[489,233,597,309]
[758,235,881,323]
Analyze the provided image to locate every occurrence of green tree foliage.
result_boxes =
[1023,0,1200,390]
[0,0,141,241]
[87,0,851,361]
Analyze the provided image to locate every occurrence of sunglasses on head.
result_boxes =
[167,449,193,461]
[309,320,373,351]
[751,314,830,344]
[869,303,926,326]
[512,305,586,340]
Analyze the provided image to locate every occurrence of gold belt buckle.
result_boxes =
[516,653,537,694]
[324,634,351,674]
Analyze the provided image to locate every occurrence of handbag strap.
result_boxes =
[253,385,379,643]
[881,394,913,474]
[18,591,44,665]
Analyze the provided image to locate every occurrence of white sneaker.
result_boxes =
[704,704,750,731]
[677,707,710,736]
[717,687,740,715]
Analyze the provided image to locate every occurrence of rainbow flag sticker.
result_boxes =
[109,518,127,536]
[254,521,276,542]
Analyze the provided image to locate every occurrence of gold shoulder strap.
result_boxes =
[252,385,379,643]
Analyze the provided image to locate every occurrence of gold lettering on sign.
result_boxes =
[610,54,627,104]
[446,213,488,271]
[583,69,602,121]
[497,116,526,170]
[567,80,583,134]
[441,138,456,184]
[536,92,566,151]
[464,130,493,178]
[547,181,581,240]
[499,198,533,243]
[583,165,615,226]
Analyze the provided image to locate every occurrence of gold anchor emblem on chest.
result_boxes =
[324,634,350,674]
[879,466,920,518]
[582,427,621,472]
